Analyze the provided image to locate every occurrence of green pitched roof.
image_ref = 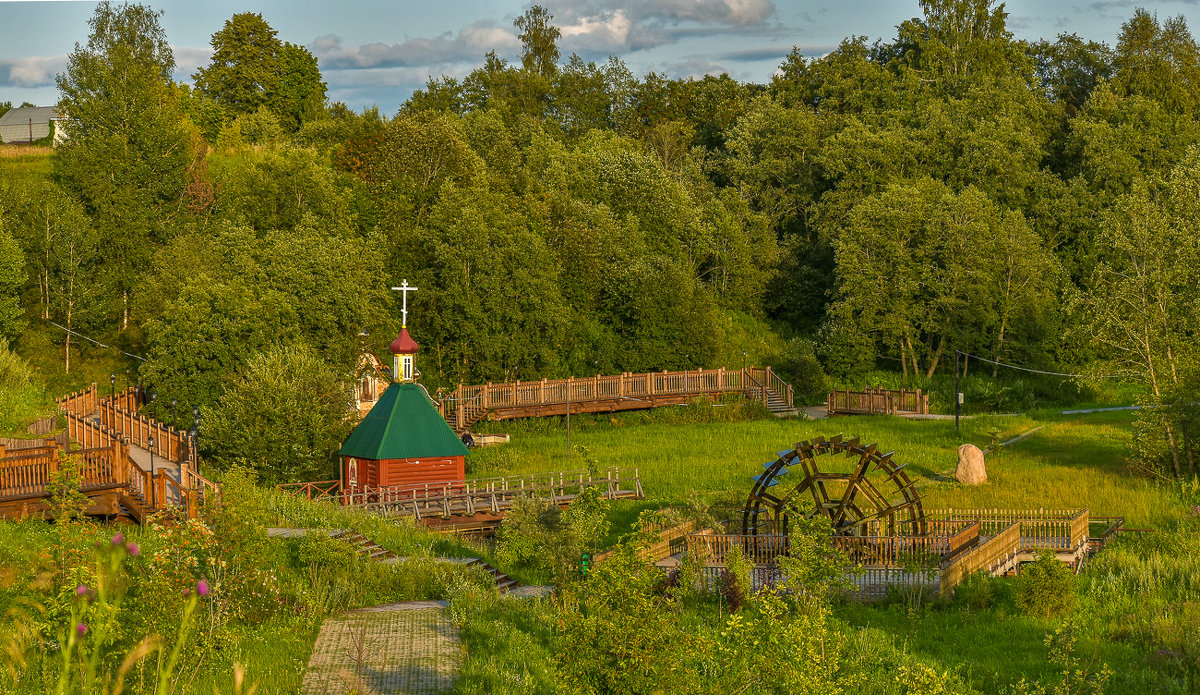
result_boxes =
[338,383,468,460]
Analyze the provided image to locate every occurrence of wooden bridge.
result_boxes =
[437,366,795,433]
[827,388,930,417]
[0,384,218,523]
[279,467,644,533]
[685,507,1117,600]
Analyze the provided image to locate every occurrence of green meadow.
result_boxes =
[471,406,1189,530]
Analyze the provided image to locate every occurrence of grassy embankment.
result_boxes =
[0,474,492,694]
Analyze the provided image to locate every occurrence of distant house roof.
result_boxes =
[0,106,60,144]
[338,383,468,460]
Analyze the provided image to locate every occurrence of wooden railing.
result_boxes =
[100,401,191,463]
[439,366,792,431]
[687,531,791,565]
[109,386,145,413]
[834,520,980,568]
[180,464,220,507]
[595,518,697,564]
[927,508,1089,552]
[278,467,643,521]
[59,383,99,417]
[64,411,122,451]
[940,522,1022,596]
[0,446,59,497]
[277,480,341,502]
[827,388,929,416]
[0,442,128,499]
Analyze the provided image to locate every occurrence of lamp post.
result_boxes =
[189,426,199,475]
[192,406,201,466]
[109,373,115,401]
[954,351,962,434]
[148,434,156,508]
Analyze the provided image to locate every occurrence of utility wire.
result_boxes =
[47,321,146,362]
[955,351,1133,380]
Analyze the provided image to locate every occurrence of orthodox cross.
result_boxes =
[391,279,418,327]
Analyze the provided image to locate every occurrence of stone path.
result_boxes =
[300,601,461,695]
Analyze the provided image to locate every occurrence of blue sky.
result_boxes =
[3,0,1200,114]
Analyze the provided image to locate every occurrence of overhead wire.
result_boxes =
[955,351,1133,380]
[47,321,146,361]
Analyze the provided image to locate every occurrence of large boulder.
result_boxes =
[955,444,987,485]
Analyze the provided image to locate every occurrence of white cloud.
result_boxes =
[312,21,520,71]
[0,55,65,88]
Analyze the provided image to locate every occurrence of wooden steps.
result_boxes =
[326,530,524,594]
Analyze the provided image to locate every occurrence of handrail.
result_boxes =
[180,464,220,506]
[100,400,189,462]
[827,388,928,416]
[58,383,99,417]
[438,366,793,430]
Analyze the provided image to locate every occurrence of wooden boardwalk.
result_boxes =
[279,467,644,533]
[685,507,1114,600]
[827,388,929,417]
[0,384,218,522]
[437,367,795,433]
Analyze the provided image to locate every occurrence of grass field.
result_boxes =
[470,407,1190,531]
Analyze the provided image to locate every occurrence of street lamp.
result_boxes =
[189,426,199,474]
[192,407,201,464]
[148,434,156,508]
[109,373,115,401]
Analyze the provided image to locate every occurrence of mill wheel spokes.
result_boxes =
[742,435,926,538]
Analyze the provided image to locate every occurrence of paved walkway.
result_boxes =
[300,601,460,695]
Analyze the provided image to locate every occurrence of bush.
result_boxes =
[954,570,1000,612]
[778,338,827,403]
[1016,550,1076,619]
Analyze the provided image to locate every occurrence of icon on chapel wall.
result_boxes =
[348,457,359,487]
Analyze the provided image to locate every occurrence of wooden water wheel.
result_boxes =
[742,435,926,538]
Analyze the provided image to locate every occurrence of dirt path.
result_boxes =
[300,601,461,695]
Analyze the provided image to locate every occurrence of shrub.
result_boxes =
[954,570,999,612]
[1016,550,1076,619]
[778,337,827,402]
[721,543,751,612]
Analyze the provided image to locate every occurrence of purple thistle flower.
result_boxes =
[111,532,124,545]
[196,579,209,597]
[126,542,140,556]
[75,584,88,597]
[76,623,87,637]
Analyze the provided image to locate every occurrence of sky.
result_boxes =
[3,0,1200,115]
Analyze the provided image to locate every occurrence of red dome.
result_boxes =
[390,327,419,354]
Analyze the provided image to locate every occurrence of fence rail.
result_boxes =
[100,401,190,463]
[439,366,792,431]
[685,507,1094,601]
[278,467,644,522]
[827,388,929,416]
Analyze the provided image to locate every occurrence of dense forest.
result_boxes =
[0,0,1197,480]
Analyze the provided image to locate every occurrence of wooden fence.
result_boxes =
[595,519,697,564]
[439,366,793,431]
[59,383,99,417]
[279,467,644,522]
[100,401,192,463]
[827,388,929,416]
[685,508,1093,601]
[926,508,1090,553]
